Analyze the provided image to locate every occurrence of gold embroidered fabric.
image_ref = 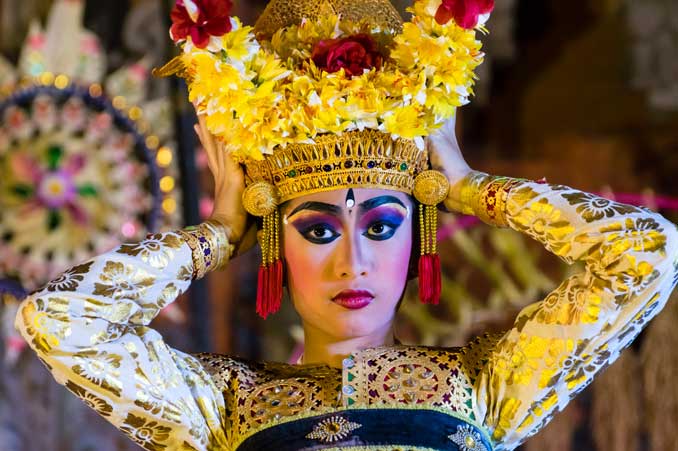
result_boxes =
[15,179,678,451]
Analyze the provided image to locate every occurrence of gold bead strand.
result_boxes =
[273,209,280,262]
[419,204,426,256]
[262,214,270,267]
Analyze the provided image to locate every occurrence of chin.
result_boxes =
[318,309,394,341]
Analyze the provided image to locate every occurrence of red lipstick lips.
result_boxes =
[332,290,374,310]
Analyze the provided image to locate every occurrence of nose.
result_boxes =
[333,233,370,279]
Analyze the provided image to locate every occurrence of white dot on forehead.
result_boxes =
[345,188,356,208]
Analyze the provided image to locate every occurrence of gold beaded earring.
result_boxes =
[242,181,283,319]
[413,170,450,305]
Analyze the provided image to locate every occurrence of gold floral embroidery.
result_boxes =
[557,341,610,393]
[83,296,134,323]
[509,196,574,257]
[93,261,154,300]
[158,283,179,309]
[608,256,659,305]
[600,217,667,254]
[46,261,94,292]
[133,363,183,422]
[174,398,211,445]
[177,265,192,282]
[65,380,113,417]
[561,191,640,222]
[89,322,126,345]
[120,413,172,450]
[117,233,182,269]
[533,277,602,326]
[72,350,123,397]
[20,297,71,353]
[490,334,570,387]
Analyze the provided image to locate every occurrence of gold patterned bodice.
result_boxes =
[195,337,498,448]
[15,174,678,451]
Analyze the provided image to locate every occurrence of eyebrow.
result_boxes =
[287,195,407,219]
[287,201,342,218]
[358,195,406,213]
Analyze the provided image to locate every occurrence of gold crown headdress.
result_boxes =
[158,0,494,317]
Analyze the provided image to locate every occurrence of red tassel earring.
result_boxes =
[256,210,283,318]
[242,181,283,319]
[418,204,441,304]
[413,170,450,305]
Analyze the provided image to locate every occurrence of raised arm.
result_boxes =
[15,115,249,451]
[457,172,678,450]
[15,222,238,450]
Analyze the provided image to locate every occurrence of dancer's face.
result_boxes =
[282,188,413,340]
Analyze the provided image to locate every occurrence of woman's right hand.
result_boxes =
[194,114,255,252]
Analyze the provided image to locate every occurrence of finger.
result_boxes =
[219,142,245,185]
[216,137,226,180]
[194,124,217,175]
[197,114,219,160]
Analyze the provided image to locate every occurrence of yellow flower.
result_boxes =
[219,21,258,62]
[381,106,427,140]
[177,1,485,158]
[425,86,462,117]
[252,53,291,83]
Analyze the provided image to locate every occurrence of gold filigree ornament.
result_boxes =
[305,416,363,443]
[242,181,280,217]
[413,170,451,206]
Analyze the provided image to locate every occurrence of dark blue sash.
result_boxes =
[236,408,493,450]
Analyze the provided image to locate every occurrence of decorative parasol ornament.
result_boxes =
[0,0,181,292]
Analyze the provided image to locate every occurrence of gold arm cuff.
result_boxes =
[460,171,525,227]
[179,222,234,280]
[204,220,235,270]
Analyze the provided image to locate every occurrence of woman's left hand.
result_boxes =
[426,113,473,212]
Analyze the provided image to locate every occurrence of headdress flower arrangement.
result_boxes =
[161,0,494,317]
[166,0,492,159]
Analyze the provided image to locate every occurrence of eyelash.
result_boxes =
[299,219,402,244]
[363,220,399,241]
[300,224,340,244]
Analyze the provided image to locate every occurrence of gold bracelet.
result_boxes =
[459,171,490,216]
[464,173,526,227]
[178,226,206,279]
[178,222,233,279]
[204,220,234,270]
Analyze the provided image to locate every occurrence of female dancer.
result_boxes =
[15,0,678,449]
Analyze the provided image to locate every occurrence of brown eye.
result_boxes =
[311,226,331,238]
[370,224,385,234]
[300,223,340,244]
[364,221,398,241]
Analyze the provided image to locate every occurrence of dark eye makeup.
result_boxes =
[290,206,406,245]
[291,216,342,244]
[360,208,406,241]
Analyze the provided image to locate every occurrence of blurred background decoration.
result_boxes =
[1,1,677,450]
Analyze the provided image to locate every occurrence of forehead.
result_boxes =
[283,188,412,212]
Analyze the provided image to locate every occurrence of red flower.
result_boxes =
[311,34,383,77]
[170,0,233,49]
[435,0,494,28]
